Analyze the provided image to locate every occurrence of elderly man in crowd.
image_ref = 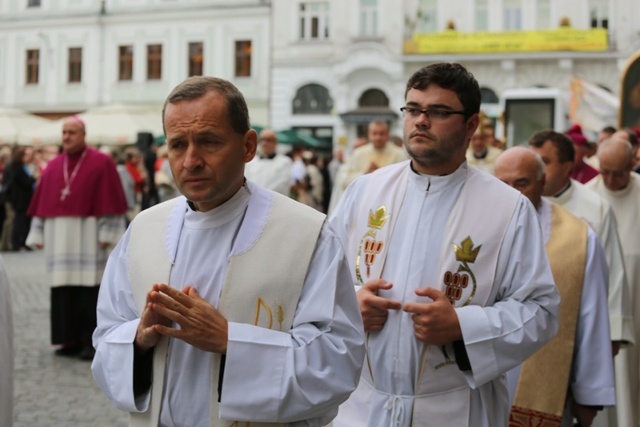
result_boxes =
[244,128,292,196]
[587,137,640,427]
[465,125,502,174]
[528,130,633,427]
[26,116,128,360]
[337,120,406,191]
[494,147,615,427]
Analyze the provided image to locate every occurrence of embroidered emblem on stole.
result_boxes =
[253,297,286,331]
[356,206,391,286]
[356,206,390,285]
[445,236,482,306]
[435,236,483,369]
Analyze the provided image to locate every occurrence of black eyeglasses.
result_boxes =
[400,106,467,121]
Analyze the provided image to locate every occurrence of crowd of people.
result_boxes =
[2,61,640,427]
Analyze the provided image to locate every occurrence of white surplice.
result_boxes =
[91,183,365,426]
[338,142,407,190]
[0,256,13,427]
[330,162,560,427]
[244,154,292,196]
[551,179,634,427]
[465,145,503,175]
[506,198,615,426]
[26,215,125,287]
[588,173,640,427]
[550,179,633,344]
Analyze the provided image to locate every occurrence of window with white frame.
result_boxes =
[234,40,252,78]
[504,0,522,30]
[475,0,488,31]
[590,0,608,29]
[299,2,330,41]
[26,49,39,84]
[68,47,82,83]
[147,44,162,80]
[416,0,437,33]
[360,0,378,37]
[118,45,133,81]
[188,42,203,77]
[536,0,551,29]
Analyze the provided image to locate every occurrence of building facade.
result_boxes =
[0,0,271,124]
[0,0,638,150]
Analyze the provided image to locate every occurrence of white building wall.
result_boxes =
[0,0,270,123]
[1,0,639,149]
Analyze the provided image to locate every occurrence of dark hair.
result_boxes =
[529,130,575,164]
[601,125,616,135]
[405,63,481,117]
[162,76,250,135]
[10,146,26,170]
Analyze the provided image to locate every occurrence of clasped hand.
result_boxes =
[357,279,462,345]
[135,283,228,354]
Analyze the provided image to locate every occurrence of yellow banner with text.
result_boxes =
[404,28,608,54]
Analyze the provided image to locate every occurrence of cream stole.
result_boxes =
[128,189,325,427]
[510,204,587,427]
[347,162,519,425]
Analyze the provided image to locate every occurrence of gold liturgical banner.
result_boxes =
[404,28,608,54]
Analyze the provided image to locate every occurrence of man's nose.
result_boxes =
[183,144,203,169]
[414,112,431,127]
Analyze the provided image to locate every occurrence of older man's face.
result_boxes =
[164,90,257,212]
[259,130,278,156]
[61,119,87,155]
[600,150,633,191]
[494,149,545,209]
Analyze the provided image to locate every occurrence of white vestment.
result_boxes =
[330,162,560,427]
[92,183,365,426]
[244,154,292,196]
[551,179,634,427]
[338,142,407,191]
[506,198,615,426]
[0,256,13,427]
[550,179,633,344]
[26,215,125,286]
[465,145,503,175]
[587,173,640,427]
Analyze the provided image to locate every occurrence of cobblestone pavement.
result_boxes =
[3,250,128,427]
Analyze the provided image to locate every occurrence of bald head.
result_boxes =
[62,116,87,154]
[494,146,546,209]
[598,137,634,191]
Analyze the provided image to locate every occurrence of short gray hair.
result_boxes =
[162,76,250,135]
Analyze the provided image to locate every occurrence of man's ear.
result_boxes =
[244,129,258,163]
[466,114,480,140]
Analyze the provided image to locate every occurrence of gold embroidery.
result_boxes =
[363,239,384,277]
[454,236,481,263]
[253,297,273,329]
[368,206,390,229]
[356,206,390,285]
[444,236,482,306]
[274,302,285,331]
